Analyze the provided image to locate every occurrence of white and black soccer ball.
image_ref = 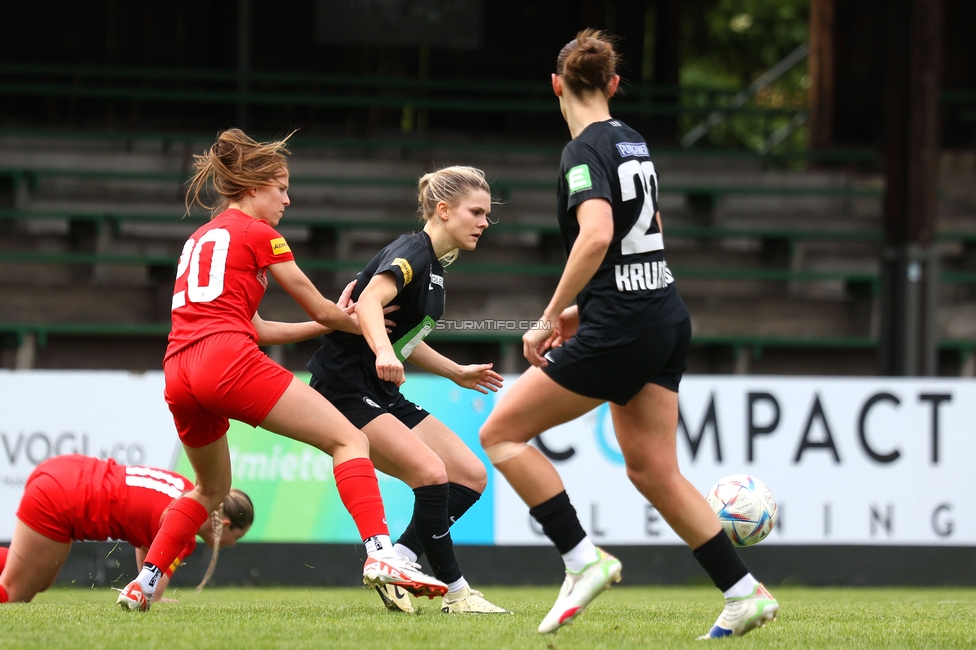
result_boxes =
[705,474,778,547]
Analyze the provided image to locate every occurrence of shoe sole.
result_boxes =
[700,602,779,639]
[441,606,513,614]
[116,598,149,612]
[363,572,448,599]
[115,587,149,612]
[538,559,623,634]
[373,585,415,613]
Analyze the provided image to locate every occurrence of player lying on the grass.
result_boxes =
[0,454,252,604]
[306,166,508,615]
[478,29,778,639]
[116,128,446,612]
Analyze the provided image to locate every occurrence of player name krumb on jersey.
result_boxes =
[614,260,674,292]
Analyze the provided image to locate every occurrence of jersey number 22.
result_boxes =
[618,160,663,256]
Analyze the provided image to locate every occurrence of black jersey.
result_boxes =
[307,231,445,401]
[557,119,688,336]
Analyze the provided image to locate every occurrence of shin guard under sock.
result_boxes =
[529,491,587,555]
[144,497,209,577]
[397,482,482,560]
[334,457,389,540]
[411,483,462,584]
[692,531,749,592]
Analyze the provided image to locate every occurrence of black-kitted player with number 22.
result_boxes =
[479,29,779,639]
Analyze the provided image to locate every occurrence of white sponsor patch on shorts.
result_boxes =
[363,396,381,409]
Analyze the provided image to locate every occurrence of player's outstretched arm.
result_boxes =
[408,343,503,394]
[267,260,360,335]
[251,313,332,345]
[356,273,405,386]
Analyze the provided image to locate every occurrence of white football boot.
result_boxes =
[115,580,151,612]
[363,555,448,599]
[441,586,511,614]
[537,548,622,633]
[698,583,779,639]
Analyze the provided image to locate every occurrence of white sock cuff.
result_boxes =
[561,537,599,573]
[365,534,394,557]
[394,543,418,563]
[446,576,469,594]
[723,573,759,599]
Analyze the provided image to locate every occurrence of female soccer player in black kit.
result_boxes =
[307,166,508,614]
[479,30,778,639]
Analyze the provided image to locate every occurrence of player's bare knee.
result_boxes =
[452,463,487,492]
[412,457,448,487]
[420,469,449,487]
[326,428,370,458]
[468,464,488,492]
[478,421,507,449]
[193,484,230,513]
[6,586,35,603]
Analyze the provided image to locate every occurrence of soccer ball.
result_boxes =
[705,474,778,547]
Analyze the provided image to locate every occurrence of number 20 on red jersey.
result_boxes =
[172,228,231,310]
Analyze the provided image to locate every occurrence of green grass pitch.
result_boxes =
[1,585,974,649]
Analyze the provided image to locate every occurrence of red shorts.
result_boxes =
[17,461,78,544]
[164,331,294,448]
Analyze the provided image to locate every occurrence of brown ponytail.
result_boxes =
[555,28,620,97]
[185,128,294,217]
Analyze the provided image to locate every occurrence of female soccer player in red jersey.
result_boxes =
[116,129,445,611]
[0,454,251,604]
[479,30,778,639]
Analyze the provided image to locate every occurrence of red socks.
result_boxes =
[145,496,209,571]
[334,458,389,540]
[0,546,7,574]
[0,584,7,603]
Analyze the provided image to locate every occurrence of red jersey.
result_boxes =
[25,455,196,575]
[166,209,295,359]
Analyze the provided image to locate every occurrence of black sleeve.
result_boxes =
[372,236,429,293]
[563,141,614,211]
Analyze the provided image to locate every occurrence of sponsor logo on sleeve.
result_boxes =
[566,164,593,194]
[615,142,649,157]
[270,237,291,255]
[391,257,413,285]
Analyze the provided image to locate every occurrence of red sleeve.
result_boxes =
[246,220,295,267]
[163,538,198,578]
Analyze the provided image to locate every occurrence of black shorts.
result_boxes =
[309,376,430,429]
[541,317,691,406]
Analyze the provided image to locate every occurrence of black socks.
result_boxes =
[528,490,587,555]
[397,482,481,560]
[692,530,749,592]
[408,483,462,584]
